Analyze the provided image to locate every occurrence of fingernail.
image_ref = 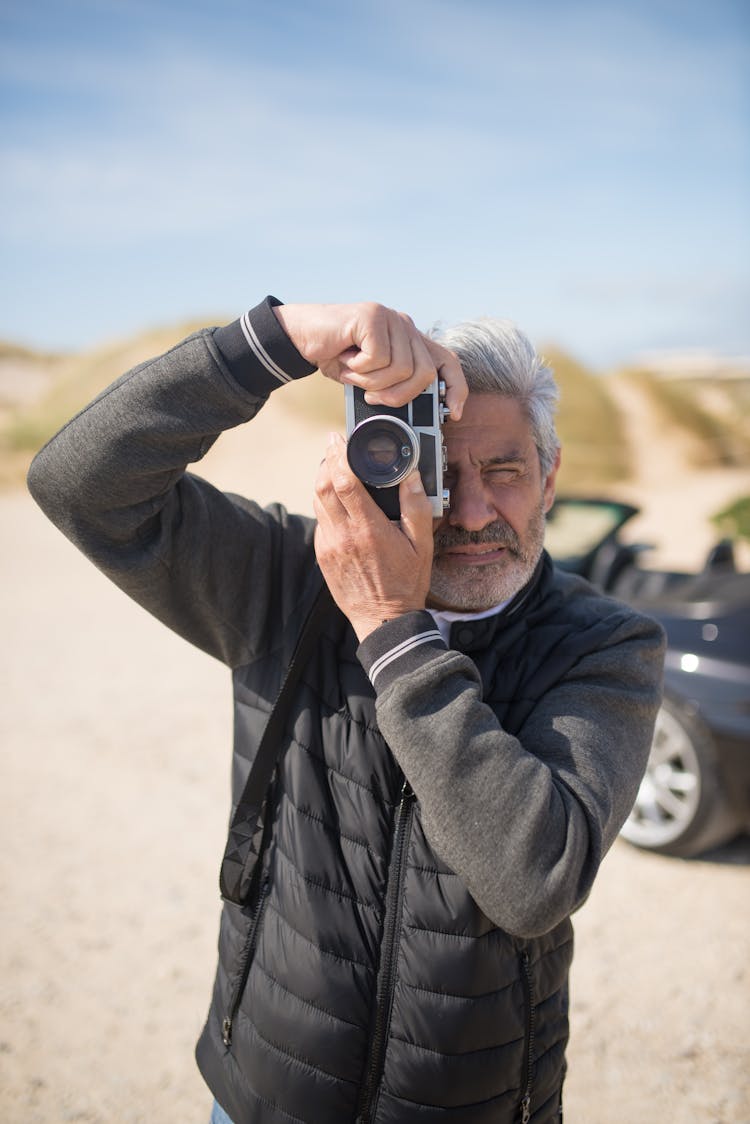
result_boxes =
[406,471,424,493]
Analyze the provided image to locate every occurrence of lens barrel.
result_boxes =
[346,415,420,488]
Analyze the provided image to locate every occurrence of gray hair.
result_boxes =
[432,317,560,478]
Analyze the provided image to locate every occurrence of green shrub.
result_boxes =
[712,495,750,542]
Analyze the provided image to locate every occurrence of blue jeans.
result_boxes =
[210,1100,235,1124]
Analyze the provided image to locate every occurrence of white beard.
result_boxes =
[429,500,546,612]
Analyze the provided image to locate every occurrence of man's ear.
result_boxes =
[542,448,561,514]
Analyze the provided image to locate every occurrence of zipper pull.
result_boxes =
[520,1093,531,1124]
[222,1016,233,1047]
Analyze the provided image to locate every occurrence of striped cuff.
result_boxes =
[213,295,317,397]
[357,611,447,692]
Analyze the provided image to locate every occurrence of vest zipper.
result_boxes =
[222,876,270,1048]
[519,949,537,1124]
[355,780,415,1124]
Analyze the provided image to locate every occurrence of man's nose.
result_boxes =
[447,477,497,531]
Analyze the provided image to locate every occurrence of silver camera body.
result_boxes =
[344,379,450,520]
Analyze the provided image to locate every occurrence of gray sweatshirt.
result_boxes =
[27,300,665,940]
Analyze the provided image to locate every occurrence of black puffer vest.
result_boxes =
[196,561,571,1123]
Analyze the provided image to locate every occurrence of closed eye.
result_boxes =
[443,458,528,487]
[484,463,524,480]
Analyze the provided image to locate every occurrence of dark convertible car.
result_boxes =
[545,497,750,858]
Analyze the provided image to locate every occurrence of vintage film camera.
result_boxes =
[344,378,450,520]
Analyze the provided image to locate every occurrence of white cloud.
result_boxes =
[1,36,554,247]
[0,0,747,361]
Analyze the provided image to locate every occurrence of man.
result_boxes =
[28,297,664,1124]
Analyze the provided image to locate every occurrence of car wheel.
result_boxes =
[620,695,741,858]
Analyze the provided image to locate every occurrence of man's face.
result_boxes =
[429,393,559,612]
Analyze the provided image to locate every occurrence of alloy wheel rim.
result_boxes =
[621,706,701,848]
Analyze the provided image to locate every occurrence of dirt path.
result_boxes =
[605,374,750,571]
[2,386,749,1123]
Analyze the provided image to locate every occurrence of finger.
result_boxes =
[336,364,402,394]
[397,470,435,552]
[383,312,416,385]
[409,330,443,394]
[319,432,387,525]
[363,332,436,407]
[345,303,393,372]
[345,309,415,380]
[313,436,351,528]
[425,339,467,421]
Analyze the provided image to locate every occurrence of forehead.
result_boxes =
[444,393,534,460]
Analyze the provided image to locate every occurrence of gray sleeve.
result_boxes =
[27,328,317,668]
[362,609,665,938]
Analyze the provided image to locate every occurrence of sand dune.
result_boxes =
[1,378,748,1123]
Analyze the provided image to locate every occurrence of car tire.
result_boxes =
[620,695,741,858]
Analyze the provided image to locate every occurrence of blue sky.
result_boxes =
[1,0,748,368]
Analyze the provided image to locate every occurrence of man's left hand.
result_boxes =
[314,433,434,642]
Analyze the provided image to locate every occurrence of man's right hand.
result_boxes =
[273,301,467,421]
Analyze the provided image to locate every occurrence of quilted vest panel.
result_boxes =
[197,561,574,1123]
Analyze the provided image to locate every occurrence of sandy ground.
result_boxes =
[1,383,749,1123]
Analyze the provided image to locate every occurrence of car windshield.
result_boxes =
[545,499,638,561]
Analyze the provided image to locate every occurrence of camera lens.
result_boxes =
[347,415,420,488]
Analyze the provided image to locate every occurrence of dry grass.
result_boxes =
[542,346,630,492]
[2,326,628,493]
[3,320,217,455]
[620,368,750,468]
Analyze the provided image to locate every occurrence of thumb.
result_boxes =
[398,470,434,548]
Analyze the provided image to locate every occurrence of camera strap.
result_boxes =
[219,579,333,906]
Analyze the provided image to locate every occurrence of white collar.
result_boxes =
[427,601,510,644]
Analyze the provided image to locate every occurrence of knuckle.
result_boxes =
[429,339,455,365]
[362,369,389,390]
[415,353,435,381]
[332,466,358,496]
[374,384,411,408]
[362,301,387,323]
[314,467,332,498]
